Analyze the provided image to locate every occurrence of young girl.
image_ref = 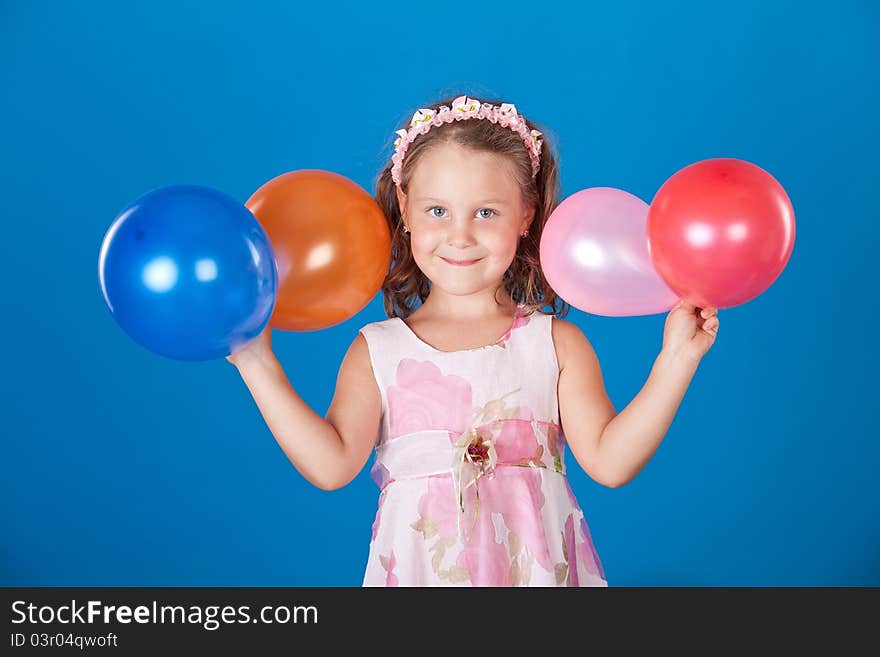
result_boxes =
[227,94,720,587]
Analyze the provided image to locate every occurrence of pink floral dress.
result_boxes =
[358,304,607,587]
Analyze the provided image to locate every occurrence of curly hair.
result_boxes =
[374,93,570,321]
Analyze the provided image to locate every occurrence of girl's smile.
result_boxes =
[440,256,483,267]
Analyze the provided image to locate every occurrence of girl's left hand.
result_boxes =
[661,299,720,363]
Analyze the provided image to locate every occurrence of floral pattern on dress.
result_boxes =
[553,480,607,585]
[360,307,607,586]
[392,360,555,585]
[378,550,399,587]
[387,359,473,438]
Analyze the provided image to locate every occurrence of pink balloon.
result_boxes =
[540,187,679,317]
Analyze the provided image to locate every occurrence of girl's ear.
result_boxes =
[396,186,410,228]
[395,186,406,214]
[522,206,536,233]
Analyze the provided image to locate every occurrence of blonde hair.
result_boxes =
[374,93,570,320]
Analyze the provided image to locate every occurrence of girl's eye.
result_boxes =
[426,207,496,219]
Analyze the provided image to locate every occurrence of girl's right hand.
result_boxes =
[226,325,273,369]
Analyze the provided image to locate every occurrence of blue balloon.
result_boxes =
[98,184,278,361]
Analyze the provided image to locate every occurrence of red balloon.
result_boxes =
[646,158,795,309]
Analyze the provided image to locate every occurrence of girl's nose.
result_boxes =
[447,220,476,248]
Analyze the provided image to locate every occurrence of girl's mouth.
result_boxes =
[440,256,483,267]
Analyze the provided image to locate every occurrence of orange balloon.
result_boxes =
[245,170,390,331]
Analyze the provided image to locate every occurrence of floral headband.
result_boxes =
[390,95,544,186]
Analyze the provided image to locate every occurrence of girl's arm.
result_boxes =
[553,302,717,488]
[593,348,699,487]
[228,328,381,491]
[552,318,618,487]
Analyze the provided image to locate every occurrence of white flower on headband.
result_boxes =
[499,103,518,118]
[393,129,408,151]
[390,95,544,186]
[531,129,544,154]
[410,109,435,127]
[452,96,481,115]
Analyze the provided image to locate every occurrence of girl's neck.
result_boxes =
[417,287,517,322]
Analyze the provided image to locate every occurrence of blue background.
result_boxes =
[2,0,877,586]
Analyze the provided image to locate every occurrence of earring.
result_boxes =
[521,229,529,237]
[403,226,410,234]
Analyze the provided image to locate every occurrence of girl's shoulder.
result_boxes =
[356,316,404,353]
[358,316,399,334]
[549,316,599,375]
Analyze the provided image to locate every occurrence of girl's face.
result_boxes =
[396,142,533,299]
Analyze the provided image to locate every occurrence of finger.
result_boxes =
[700,307,717,319]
